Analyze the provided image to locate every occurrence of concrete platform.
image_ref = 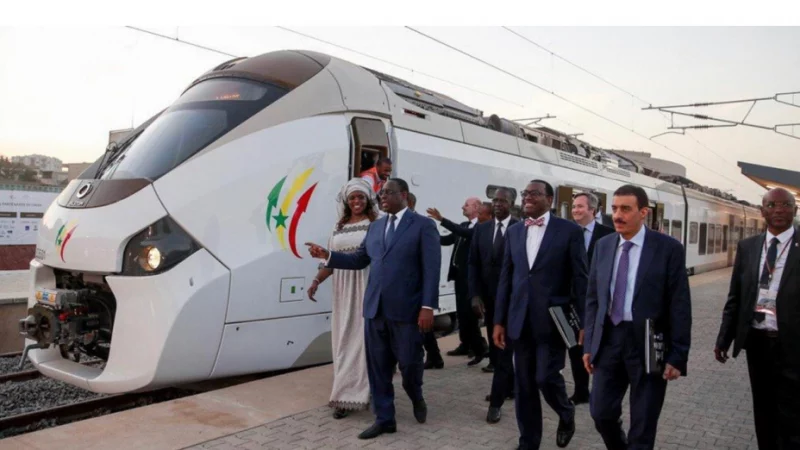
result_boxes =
[0,270,28,352]
[0,268,759,450]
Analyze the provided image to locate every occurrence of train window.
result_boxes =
[723,225,729,251]
[661,219,670,234]
[708,225,714,253]
[699,224,707,255]
[671,220,682,243]
[97,78,289,181]
[689,222,698,244]
[716,224,723,253]
[351,118,389,179]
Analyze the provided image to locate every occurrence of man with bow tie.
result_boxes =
[494,179,589,450]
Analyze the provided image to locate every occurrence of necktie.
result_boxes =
[525,217,544,227]
[385,214,396,246]
[610,241,634,325]
[759,237,780,288]
[492,222,504,260]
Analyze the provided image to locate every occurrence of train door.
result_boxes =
[648,201,665,230]
[556,186,574,219]
[350,117,390,180]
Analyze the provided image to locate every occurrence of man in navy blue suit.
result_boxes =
[494,179,588,450]
[306,178,441,440]
[583,184,691,450]
[469,187,518,424]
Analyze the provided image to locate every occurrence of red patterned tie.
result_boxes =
[525,217,544,227]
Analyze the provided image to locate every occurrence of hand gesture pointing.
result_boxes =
[305,242,330,260]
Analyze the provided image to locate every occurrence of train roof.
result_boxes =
[186,50,761,211]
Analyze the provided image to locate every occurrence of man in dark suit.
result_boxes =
[583,184,691,450]
[306,178,441,440]
[428,197,487,366]
[469,187,518,424]
[494,179,588,449]
[408,192,444,370]
[569,192,614,404]
[715,187,800,449]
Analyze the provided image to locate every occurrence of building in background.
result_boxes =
[10,154,62,172]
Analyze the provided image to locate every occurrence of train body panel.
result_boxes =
[18,49,766,394]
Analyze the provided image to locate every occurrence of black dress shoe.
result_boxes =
[413,399,427,423]
[447,345,470,356]
[486,406,501,424]
[358,422,396,439]
[424,358,444,369]
[556,414,576,447]
[333,408,349,419]
[481,363,495,373]
[467,354,484,366]
[569,392,590,405]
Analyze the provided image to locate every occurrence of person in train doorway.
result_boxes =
[493,179,588,450]
[714,187,800,450]
[568,192,614,405]
[305,178,441,440]
[427,197,489,366]
[360,157,392,194]
[596,199,614,228]
[468,187,518,424]
[583,184,692,450]
[408,192,444,370]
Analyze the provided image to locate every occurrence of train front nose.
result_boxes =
[21,181,230,393]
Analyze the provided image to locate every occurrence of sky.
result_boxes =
[1,25,798,203]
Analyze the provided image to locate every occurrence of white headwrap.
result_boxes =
[336,177,381,221]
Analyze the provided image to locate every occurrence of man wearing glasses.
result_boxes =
[493,179,588,449]
[715,187,800,449]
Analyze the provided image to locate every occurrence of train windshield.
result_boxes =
[97,78,288,181]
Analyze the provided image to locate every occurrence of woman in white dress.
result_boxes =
[307,178,380,419]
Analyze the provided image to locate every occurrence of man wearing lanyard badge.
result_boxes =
[715,187,800,450]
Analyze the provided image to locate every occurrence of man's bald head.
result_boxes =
[761,187,797,233]
[462,196,482,220]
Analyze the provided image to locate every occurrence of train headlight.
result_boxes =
[142,246,162,271]
[122,216,201,276]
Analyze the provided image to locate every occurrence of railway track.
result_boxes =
[0,387,196,438]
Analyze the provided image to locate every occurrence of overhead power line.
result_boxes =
[275,27,524,108]
[643,92,800,141]
[501,26,741,168]
[125,26,238,58]
[404,26,747,190]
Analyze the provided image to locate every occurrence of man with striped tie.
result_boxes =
[494,179,588,449]
[582,184,691,450]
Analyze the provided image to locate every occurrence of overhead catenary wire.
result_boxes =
[404,26,749,192]
[275,27,524,108]
[502,26,742,167]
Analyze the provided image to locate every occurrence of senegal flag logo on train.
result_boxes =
[55,220,78,262]
[265,168,319,258]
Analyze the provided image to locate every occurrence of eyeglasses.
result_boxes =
[764,201,795,210]
[520,190,546,198]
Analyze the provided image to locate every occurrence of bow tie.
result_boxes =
[525,217,545,227]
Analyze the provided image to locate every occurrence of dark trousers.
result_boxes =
[568,343,590,397]
[423,331,442,361]
[590,321,667,450]
[745,329,800,450]
[365,315,424,426]
[485,296,514,407]
[513,320,574,448]
[455,275,483,354]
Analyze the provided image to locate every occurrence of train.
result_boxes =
[17,49,765,394]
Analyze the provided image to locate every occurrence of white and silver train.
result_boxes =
[19,50,765,394]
